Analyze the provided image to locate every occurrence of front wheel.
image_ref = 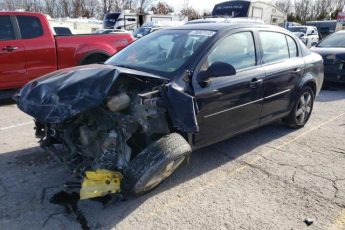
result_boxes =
[126,133,192,196]
[283,86,315,128]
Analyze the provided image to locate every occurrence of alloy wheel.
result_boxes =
[295,91,312,125]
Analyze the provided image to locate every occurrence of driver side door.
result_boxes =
[192,31,265,148]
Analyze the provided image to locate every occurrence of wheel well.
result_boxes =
[304,81,317,96]
[80,52,110,65]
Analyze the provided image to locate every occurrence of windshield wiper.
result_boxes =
[115,64,142,71]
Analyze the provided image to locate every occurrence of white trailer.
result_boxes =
[48,16,102,34]
[103,11,184,31]
[212,0,287,26]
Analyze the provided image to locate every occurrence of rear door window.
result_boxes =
[259,31,289,63]
[17,15,43,39]
[286,35,298,57]
[0,16,15,40]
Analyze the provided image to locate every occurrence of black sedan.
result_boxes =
[15,23,324,198]
[311,31,345,83]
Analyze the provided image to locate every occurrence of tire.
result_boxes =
[126,133,192,196]
[81,54,109,65]
[283,86,315,128]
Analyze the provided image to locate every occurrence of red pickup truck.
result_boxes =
[0,12,134,91]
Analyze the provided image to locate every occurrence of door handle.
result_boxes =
[2,46,18,52]
[292,68,302,73]
[249,78,263,89]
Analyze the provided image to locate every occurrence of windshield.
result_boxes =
[317,32,345,48]
[288,27,307,33]
[106,29,216,77]
[103,13,120,28]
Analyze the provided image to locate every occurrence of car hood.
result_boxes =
[15,64,168,124]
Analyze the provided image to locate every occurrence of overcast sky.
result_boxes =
[169,0,227,13]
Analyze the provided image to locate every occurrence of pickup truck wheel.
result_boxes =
[283,86,314,128]
[81,54,109,65]
[126,133,192,196]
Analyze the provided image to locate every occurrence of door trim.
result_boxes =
[203,88,291,119]
[203,98,264,118]
[264,89,291,99]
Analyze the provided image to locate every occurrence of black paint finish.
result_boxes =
[16,23,324,150]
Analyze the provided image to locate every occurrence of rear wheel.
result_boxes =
[283,86,314,128]
[126,133,192,196]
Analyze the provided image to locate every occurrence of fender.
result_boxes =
[298,72,317,93]
[162,83,199,134]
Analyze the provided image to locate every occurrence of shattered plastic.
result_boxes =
[15,63,199,199]
[15,64,168,124]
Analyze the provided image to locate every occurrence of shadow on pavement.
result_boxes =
[0,121,296,229]
[0,98,15,106]
[317,84,345,103]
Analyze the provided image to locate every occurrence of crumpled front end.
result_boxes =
[15,64,198,200]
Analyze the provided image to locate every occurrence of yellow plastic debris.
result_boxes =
[80,169,123,200]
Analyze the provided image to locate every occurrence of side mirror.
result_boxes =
[198,62,236,87]
[311,42,317,47]
[299,33,305,38]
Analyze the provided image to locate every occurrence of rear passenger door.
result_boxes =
[16,15,56,81]
[0,15,26,90]
[258,31,305,124]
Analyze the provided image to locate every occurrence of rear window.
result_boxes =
[259,32,289,63]
[0,16,15,40]
[286,35,298,57]
[17,16,43,39]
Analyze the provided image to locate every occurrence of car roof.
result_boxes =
[166,22,287,33]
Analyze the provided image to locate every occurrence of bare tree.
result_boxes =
[150,1,173,15]
[294,0,313,22]
[274,0,292,13]
[180,6,199,20]
[135,0,156,13]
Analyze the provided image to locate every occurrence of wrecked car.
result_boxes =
[15,23,324,200]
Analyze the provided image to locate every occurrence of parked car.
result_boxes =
[306,20,343,38]
[133,21,185,38]
[311,31,345,83]
[287,26,320,48]
[15,23,324,199]
[0,12,135,91]
[93,28,129,34]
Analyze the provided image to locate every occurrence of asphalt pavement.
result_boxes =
[0,88,344,230]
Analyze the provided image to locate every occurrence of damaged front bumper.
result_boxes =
[15,64,199,200]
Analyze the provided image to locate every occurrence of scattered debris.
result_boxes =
[80,169,123,200]
[50,191,90,230]
[304,218,314,226]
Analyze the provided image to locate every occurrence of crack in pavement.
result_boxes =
[238,159,345,209]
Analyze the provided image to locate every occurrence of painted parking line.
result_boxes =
[145,111,345,218]
[0,121,34,131]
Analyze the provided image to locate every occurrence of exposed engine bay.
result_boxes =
[15,65,194,199]
[35,83,171,198]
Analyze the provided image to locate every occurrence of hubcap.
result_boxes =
[295,92,312,125]
[143,155,185,191]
